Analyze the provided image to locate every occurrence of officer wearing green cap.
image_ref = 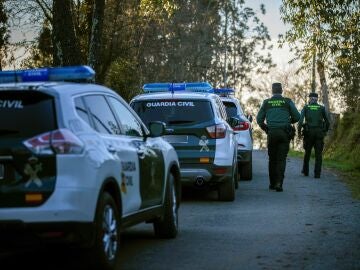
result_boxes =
[298,92,330,178]
[257,82,300,192]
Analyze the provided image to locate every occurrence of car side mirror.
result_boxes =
[148,121,166,137]
[227,117,240,128]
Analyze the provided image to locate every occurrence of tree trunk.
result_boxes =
[223,3,228,87]
[316,56,330,111]
[88,0,105,80]
[311,50,316,92]
[52,0,82,66]
[98,0,121,83]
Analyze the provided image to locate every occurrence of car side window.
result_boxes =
[215,97,227,120]
[212,98,223,119]
[74,97,92,127]
[83,95,121,135]
[219,102,228,120]
[108,97,144,137]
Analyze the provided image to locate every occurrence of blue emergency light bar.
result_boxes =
[214,88,235,96]
[143,82,213,93]
[0,65,95,84]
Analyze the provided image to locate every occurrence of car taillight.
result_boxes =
[206,123,227,139]
[23,129,84,155]
[233,121,250,131]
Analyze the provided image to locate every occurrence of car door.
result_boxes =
[107,96,165,209]
[81,94,141,215]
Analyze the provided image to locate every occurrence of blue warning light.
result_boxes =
[0,66,95,84]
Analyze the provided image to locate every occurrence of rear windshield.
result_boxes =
[131,100,214,126]
[0,90,56,138]
[223,101,238,117]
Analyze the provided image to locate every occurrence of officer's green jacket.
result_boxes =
[298,102,330,131]
[256,94,300,129]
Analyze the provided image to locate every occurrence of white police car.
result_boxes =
[0,66,181,270]
[130,83,238,201]
[214,89,253,180]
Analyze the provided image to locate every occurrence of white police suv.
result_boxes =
[214,88,253,180]
[0,66,180,270]
[131,83,238,201]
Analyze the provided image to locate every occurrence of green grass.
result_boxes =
[288,149,360,200]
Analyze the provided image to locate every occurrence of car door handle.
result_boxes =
[137,149,145,159]
[107,146,117,154]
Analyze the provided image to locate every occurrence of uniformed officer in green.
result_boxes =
[298,92,330,178]
[257,83,300,192]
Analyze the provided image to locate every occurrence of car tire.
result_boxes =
[239,153,253,181]
[218,168,236,202]
[234,158,239,189]
[89,192,121,270]
[153,173,178,239]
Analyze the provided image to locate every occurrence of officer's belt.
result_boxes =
[268,125,288,130]
[306,125,322,129]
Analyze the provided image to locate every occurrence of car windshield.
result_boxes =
[131,100,214,126]
[223,101,238,117]
[0,90,56,138]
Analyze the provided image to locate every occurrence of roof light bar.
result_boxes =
[0,65,95,84]
[143,82,213,93]
[214,88,235,96]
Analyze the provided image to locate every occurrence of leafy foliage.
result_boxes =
[105,58,141,102]
[4,0,273,101]
[210,0,274,92]
[280,0,360,112]
[0,0,9,70]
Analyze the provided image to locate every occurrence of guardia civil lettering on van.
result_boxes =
[0,100,24,109]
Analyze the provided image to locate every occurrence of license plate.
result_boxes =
[163,135,189,144]
[0,164,4,180]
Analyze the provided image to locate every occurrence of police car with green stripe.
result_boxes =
[130,83,238,201]
[0,66,180,270]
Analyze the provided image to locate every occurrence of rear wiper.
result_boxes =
[0,129,19,136]
[168,120,194,125]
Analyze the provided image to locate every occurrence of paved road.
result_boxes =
[1,150,360,270]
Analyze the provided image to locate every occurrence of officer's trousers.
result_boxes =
[267,128,290,187]
[303,128,325,177]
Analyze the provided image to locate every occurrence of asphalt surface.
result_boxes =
[1,150,360,270]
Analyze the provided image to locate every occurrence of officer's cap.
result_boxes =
[309,92,318,98]
[272,83,282,94]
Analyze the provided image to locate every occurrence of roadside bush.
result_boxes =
[325,112,360,170]
[104,58,141,102]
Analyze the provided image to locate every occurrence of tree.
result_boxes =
[87,0,105,78]
[0,0,9,70]
[52,0,83,65]
[210,0,274,93]
[21,20,53,68]
[280,0,360,113]
[325,0,360,112]
[280,0,332,111]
